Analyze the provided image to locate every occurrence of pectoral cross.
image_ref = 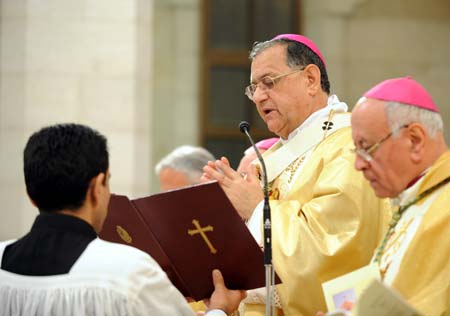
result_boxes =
[322,120,334,130]
[188,219,217,254]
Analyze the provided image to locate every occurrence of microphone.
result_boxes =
[238,121,272,265]
[239,121,250,134]
[239,121,275,316]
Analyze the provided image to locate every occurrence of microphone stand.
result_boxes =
[240,122,275,316]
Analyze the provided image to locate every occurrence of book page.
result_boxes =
[322,263,380,312]
[354,280,423,316]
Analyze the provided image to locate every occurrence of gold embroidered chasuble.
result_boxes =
[252,113,390,316]
[386,150,450,316]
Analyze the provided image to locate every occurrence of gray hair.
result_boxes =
[249,40,280,61]
[385,101,444,138]
[155,146,215,184]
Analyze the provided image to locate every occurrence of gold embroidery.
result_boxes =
[286,156,306,184]
[256,164,262,181]
[269,187,280,200]
[322,109,335,140]
[268,156,305,200]
[379,217,414,279]
[188,219,217,254]
[265,109,337,201]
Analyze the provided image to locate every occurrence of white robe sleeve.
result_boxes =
[246,200,264,245]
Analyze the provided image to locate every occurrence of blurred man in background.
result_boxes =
[156,145,215,191]
[237,137,279,177]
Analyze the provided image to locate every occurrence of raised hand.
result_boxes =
[202,157,263,220]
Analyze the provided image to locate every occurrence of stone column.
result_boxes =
[0,0,153,239]
[151,0,200,191]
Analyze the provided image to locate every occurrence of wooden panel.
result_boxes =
[205,137,248,169]
[209,0,251,50]
[200,0,302,152]
[254,0,299,40]
[208,66,249,128]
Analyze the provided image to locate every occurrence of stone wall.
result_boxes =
[303,0,450,140]
[0,0,153,239]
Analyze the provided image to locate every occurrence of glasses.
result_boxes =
[351,124,409,162]
[244,68,305,100]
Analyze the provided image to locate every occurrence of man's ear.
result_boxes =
[303,64,321,96]
[89,173,106,207]
[408,123,427,163]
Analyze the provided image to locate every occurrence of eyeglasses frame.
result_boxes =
[244,67,305,100]
[352,124,410,162]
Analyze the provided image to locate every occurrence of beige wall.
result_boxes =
[151,0,200,192]
[0,0,153,239]
[303,0,450,140]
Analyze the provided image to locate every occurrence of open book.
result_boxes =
[99,181,276,301]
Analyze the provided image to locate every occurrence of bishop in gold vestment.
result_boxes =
[243,110,389,316]
[351,77,450,316]
[384,150,450,315]
[203,34,390,316]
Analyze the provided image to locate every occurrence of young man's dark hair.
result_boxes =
[24,123,109,212]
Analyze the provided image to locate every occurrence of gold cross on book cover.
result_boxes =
[99,181,280,301]
[188,219,217,254]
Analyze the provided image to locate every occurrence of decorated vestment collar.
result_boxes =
[261,95,350,183]
[374,150,450,265]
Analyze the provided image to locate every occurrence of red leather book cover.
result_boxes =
[99,194,190,296]
[100,181,271,300]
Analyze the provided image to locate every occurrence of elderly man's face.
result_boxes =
[159,168,192,192]
[250,44,314,139]
[351,99,411,198]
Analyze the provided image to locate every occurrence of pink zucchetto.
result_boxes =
[256,137,279,150]
[364,76,439,113]
[272,34,326,67]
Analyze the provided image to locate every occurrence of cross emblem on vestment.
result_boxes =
[322,121,334,130]
[187,219,217,254]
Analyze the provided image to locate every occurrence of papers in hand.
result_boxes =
[353,280,423,316]
[322,264,423,316]
[322,263,380,313]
